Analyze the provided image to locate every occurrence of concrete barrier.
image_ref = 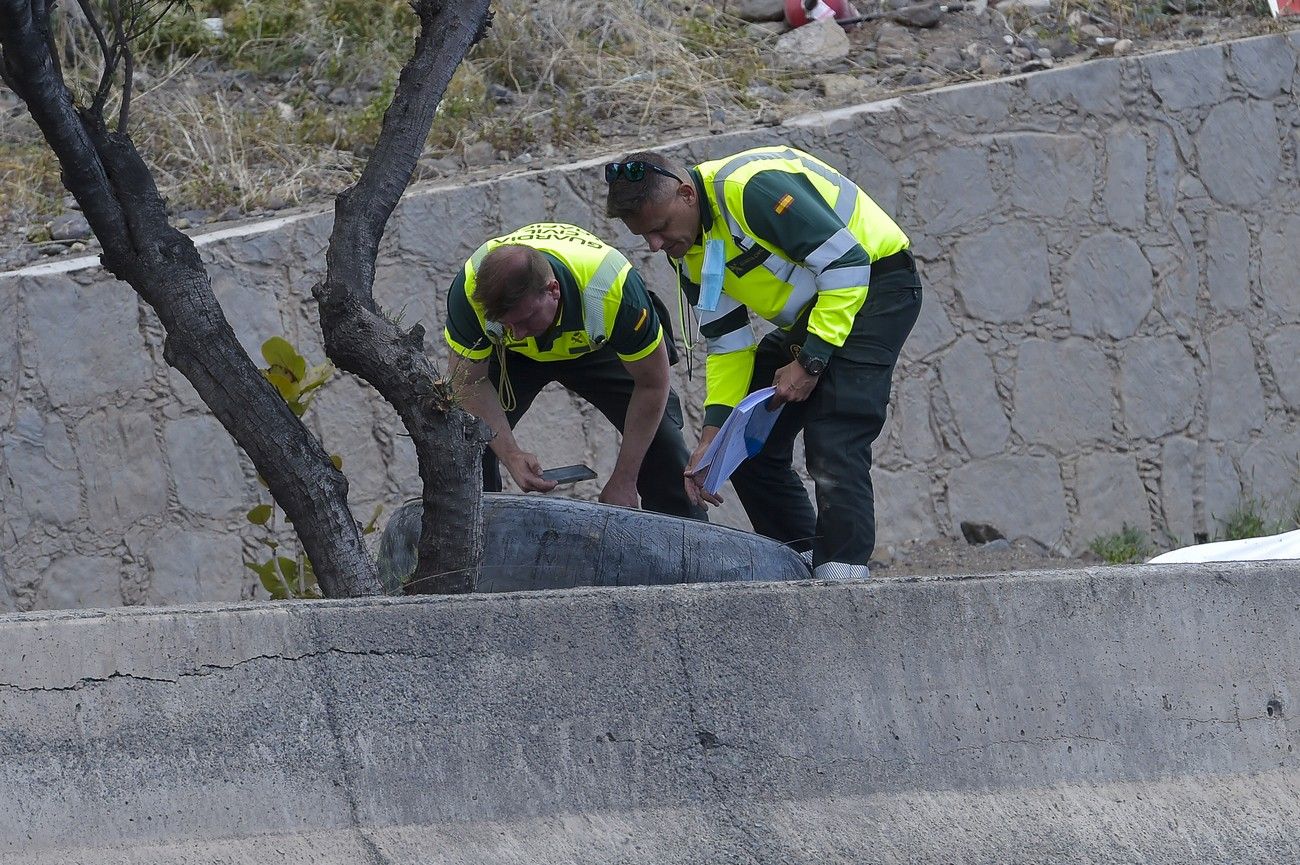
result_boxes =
[3,559,1300,863]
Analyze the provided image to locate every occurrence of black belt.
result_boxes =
[870,248,915,278]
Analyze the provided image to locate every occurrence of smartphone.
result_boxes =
[541,463,597,485]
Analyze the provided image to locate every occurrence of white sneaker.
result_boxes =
[812,561,870,582]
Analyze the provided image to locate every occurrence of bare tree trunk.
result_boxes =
[314,0,494,594]
[0,1,382,598]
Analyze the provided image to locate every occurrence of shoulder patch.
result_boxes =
[774,194,794,214]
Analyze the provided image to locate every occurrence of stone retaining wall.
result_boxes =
[1,34,1297,610]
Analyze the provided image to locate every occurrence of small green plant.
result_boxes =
[1216,496,1274,541]
[1088,523,1151,564]
[243,336,381,599]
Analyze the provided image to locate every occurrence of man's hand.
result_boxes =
[500,450,558,493]
[684,426,725,508]
[599,475,640,509]
[771,360,819,406]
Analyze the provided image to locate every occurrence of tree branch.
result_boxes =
[315,0,494,593]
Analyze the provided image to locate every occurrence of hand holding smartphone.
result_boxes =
[540,464,597,485]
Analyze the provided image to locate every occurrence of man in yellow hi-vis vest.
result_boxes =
[605,147,922,578]
[444,222,704,520]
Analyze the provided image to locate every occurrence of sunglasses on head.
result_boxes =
[604,161,680,184]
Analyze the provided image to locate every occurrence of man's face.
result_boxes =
[621,183,701,260]
[497,281,561,340]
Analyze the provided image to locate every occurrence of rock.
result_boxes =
[774,17,852,67]
[815,72,868,98]
[927,46,967,71]
[994,0,1052,11]
[1080,23,1104,38]
[961,521,1006,545]
[1009,46,1033,61]
[979,54,1006,75]
[326,86,351,105]
[745,20,789,38]
[462,140,496,167]
[874,22,917,63]
[275,101,295,121]
[739,0,786,21]
[25,225,51,243]
[49,213,91,241]
[1112,38,1134,56]
[981,538,1013,553]
[1066,9,1088,26]
[487,83,515,104]
[892,2,944,27]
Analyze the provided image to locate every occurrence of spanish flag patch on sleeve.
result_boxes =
[774,194,794,214]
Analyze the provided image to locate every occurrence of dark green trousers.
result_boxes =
[484,348,707,521]
[730,266,923,566]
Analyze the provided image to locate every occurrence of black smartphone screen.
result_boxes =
[540,464,597,485]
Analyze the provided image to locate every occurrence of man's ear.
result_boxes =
[546,278,562,298]
[678,180,696,205]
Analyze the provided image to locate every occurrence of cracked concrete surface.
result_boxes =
[3,561,1300,863]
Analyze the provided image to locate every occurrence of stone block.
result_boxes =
[75,410,168,531]
[841,139,902,217]
[1146,45,1227,110]
[900,289,956,362]
[1147,240,1199,336]
[210,267,288,363]
[1201,442,1242,536]
[1197,100,1282,208]
[1205,212,1252,313]
[0,550,12,613]
[1103,125,1147,230]
[394,185,497,273]
[1230,36,1296,99]
[1238,422,1300,521]
[874,468,939,545]
[145,528,247,605]
[951,224,1051,323]
[1072,452,1151,546]
[1259,213,1300,320]
[23,275,152,409]
[1206,323,1266,443]
[1012,338,1113,451]
[913,146,997,235]
[492,175,552,234]
[34,554,123,610]
[1265,327,1300,410]
[775,18,852,67]
[1023,60,1124,115]
[999,133,1096,218]
[312,375,388,508]
[1,408,81,530]
[164,415,247,518]
[896,373,940,463]
[1152,125,1179,220]
[1119,336,1198,439]
[0,278,17,410]
[919,78,1015,129]
[946,454,1067,546]
[1160,436,1196,546]
[1064,233,1154,339]
[938,336,1009,458]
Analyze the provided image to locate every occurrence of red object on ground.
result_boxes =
[1270,0,1299,15]
[784,0,859,27]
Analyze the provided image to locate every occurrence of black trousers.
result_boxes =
[484,348,707,521]
[729,267,923,566]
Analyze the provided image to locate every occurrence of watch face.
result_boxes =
[801,354,826,375]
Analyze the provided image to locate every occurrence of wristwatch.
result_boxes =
[797,350,827,377]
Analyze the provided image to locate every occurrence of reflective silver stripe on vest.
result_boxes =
[805,227,859,273]
[706,328,756,355]
[580,249,627,344]
[815,265,873,292]
[773,270,818,327]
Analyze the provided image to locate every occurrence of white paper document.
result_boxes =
[690,387,785,495]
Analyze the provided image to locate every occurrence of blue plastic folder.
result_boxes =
[690,387,784,495]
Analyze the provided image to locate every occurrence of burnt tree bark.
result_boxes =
[0,1,490,597]
[314,0,493,594]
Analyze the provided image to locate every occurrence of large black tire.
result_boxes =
[376,493,811,594]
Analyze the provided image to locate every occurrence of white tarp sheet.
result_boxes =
[1148,529,1300,564]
